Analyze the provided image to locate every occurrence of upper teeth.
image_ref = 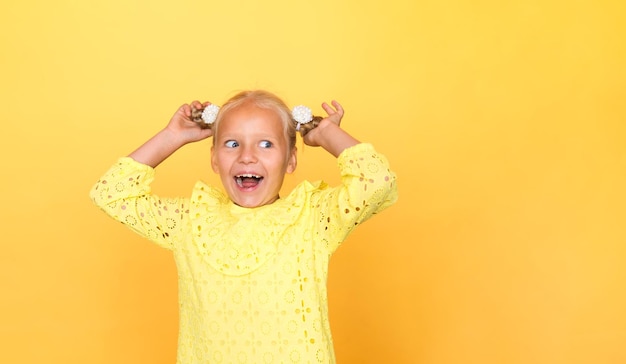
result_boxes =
[237,174,261,178]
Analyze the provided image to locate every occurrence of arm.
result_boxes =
[89,157,190,250]
[90,100,213,249]
[129,100,214,167]
[313,143,398,253]
[304,101,397,251]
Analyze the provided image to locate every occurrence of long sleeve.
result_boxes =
[312,143,398,253]
[89,157,189,250]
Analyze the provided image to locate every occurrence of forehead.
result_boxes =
[218,104,287,138]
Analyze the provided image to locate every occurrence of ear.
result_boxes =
[210,145,219,173]
[286,146,297,174]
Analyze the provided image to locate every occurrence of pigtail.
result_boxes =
[191,104,220,130]
[296,116,323,137]
[292,105,323,138]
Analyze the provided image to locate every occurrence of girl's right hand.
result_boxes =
[128,100,215,167]
[165,100,214,144]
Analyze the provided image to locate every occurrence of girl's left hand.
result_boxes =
[303,100,344,147]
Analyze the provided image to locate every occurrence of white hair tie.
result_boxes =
[292,105,313,131]
[200,104,220,125]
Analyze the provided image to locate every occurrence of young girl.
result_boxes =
[90,90,397,364]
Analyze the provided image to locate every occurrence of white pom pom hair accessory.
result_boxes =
[201,104,220,125]
[292,105,313,131]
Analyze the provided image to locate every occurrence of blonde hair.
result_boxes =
[207,90,323,148]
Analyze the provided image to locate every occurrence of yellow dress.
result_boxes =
[90,143,398,364]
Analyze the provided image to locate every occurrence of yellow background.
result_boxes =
[1,0,625,363]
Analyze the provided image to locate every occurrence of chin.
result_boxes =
[235,201,259,208]
[232,194,279,208]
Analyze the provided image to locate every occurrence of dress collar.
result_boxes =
[189,180,323,276]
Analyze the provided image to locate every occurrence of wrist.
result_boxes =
[314,120,360,158]
[161,127,189,150]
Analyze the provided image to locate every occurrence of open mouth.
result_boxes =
[235,174,263,189]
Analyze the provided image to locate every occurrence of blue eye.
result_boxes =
[259,140,272,148]
[225,140,239,148]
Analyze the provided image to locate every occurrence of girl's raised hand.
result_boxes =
[302,100,360,157]
[321,100,344,127]
[165,100,214,144]
[302,100,344,147]
[129,100,215,167]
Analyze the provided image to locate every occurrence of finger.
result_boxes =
[331,100,344,117]
[190,100,203,110]
[200,127,214,139]
[181,104,192,117]
[321,102,336,115]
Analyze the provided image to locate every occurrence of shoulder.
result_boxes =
[338,143,392,170]
[190,181,230,207]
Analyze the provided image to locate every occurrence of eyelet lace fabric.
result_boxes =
[90,143,397,364]
[190,182,307,276]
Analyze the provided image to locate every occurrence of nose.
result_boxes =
[238,144,257,164]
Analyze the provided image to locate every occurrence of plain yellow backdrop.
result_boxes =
[1,0,625,363]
